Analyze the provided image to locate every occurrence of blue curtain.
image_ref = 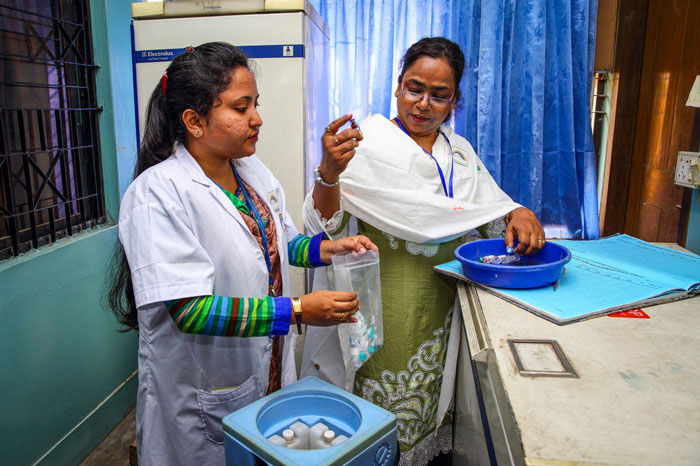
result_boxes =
[312,0,600,239]
[313,0,453,121]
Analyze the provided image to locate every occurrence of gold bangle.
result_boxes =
[291,297,303,334]
[504,211,513,225]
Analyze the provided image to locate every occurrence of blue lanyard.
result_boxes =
[230,164,274,289]
[393,117,454,198]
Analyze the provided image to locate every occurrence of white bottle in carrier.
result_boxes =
[312,429,336,449]
[320,429,336,448]
[308,422,329,449]
[331,434,349,446]
[287,421,310,449]
[267,434,287,447]
[282,429,305,450]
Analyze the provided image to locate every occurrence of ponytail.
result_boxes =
[108,246,138,330]
[136,87,174,176]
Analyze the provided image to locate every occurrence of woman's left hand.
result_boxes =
[320,235,378,264]
[505,207,546,255]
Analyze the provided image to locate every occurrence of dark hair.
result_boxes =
[399,37,466,115]
[108,42,251,330]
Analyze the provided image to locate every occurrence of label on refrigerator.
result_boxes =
[134,44,305,63]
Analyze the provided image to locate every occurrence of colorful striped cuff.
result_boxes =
[165,295,291,337]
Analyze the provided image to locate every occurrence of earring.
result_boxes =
[195,129,202,136]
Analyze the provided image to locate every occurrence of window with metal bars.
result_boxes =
[0,0,104,260]
[590,72,612,206]
[591,72,611,158]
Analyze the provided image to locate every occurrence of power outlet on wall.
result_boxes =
[674,152,700,188]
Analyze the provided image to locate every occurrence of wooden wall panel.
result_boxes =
[604,0,699,243]
[636,201,660,239]
[659,209,681,243]
[639,166,682,209]
[602,0,649,236]
[594,0,619,72]
[624,0,687,241]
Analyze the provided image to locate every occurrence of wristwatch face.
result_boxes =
[292,298,302,318]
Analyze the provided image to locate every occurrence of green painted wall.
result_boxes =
[94,0,140,204]
[0,1,140,464]
[0,228,138,466]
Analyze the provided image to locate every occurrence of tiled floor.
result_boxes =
[79,408,135,466]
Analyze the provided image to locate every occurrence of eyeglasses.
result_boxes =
[400,83,455,108]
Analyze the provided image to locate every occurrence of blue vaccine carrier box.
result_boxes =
[223,376,398,465]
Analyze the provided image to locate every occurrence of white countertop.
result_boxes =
[466,283,700,466]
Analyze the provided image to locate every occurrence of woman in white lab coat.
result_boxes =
[108,42,375,466]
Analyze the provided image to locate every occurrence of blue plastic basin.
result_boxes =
[454,239,571,289]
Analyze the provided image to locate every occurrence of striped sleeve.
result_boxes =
[288,233,326,268]
[164,295,291,337]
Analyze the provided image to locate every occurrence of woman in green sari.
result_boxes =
[301,37,544,465]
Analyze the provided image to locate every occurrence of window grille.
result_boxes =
[0,0,103,260]
[591,72,612,207]
[591,72,611,157]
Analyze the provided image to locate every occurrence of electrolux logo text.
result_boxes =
[135,49,182,63]
[145,50,174,58]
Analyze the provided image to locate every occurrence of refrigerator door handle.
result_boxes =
[457,283,489,363]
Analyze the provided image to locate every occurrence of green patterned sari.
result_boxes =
[349,219,460,464]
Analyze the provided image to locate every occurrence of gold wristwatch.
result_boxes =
[291,297,303,334]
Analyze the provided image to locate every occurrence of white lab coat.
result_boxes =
[119,144,298,466]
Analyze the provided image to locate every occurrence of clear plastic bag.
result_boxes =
[331,249,383,373]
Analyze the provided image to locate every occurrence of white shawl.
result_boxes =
[333,114,520,243]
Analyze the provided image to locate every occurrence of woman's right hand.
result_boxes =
[299,290,359,326]
[318,113,364,184]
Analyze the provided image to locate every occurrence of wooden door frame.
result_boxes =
[602,0,696,243]
[600,0,649,237]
